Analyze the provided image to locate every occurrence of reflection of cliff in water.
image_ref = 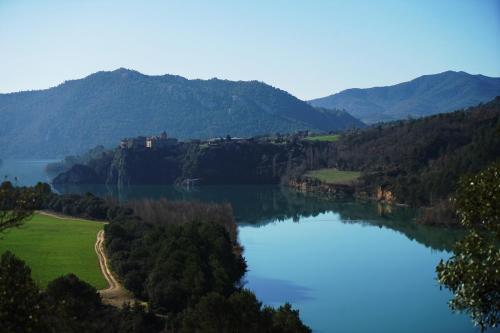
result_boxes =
[53,184,462,251]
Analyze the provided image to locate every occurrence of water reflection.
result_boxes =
[53,183,463,252]
[0,160,463,252]
[244,275,314,304]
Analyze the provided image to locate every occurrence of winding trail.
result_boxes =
[37,210,135,307]
[95,230,118,291]
[37,210,104,222]
[94,230,136,307]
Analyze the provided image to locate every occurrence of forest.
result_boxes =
[329,97,500,207]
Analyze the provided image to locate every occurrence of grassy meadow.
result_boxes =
[304,134,340,142]
[305,169,361,185]
[0,213,106,289]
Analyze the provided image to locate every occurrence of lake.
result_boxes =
[0,159,484,332]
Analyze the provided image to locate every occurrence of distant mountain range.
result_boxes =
[0,68,363,158]
[309,71,500,124]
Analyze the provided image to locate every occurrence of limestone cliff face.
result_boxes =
[51,139,336,186]
[107,149,131,185]
[376,185,395,204]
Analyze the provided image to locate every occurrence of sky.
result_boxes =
[0,0,499,100]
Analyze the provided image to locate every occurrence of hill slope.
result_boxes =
[53,98,500,209]
[330,97,500,206]
[309,71,500,123]
[0,68,364,158]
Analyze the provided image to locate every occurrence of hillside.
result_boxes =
[309,71,500,123]
[0,68,364,158]
[52,137,331,186]
[53,98,500,209]
[329,97,500,206]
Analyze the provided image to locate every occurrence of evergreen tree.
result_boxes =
[0,251,47,333]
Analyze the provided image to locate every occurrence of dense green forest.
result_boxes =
[309,71,500,123]
[330,97,500,207]
[0,68,363,158]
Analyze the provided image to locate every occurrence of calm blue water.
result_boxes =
[0,159,58,185]
[240,214,471,333]
[0,159,488,333]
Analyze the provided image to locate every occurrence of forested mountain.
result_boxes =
[0,68,364,158]
[309,71,500,123]
[330,97,500,206]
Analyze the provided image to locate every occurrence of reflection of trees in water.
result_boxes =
[53,184,462,251]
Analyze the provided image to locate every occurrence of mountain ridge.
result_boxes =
[0,68,364,158]
[309,71,500,123]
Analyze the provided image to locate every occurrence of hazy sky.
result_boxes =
[1,0,499,99]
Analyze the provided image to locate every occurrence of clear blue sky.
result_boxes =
[0,0,499,99]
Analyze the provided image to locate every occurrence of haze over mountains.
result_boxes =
[309,71,500,124]
[0,69,363,158]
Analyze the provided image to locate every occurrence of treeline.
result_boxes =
[125,198,238,243]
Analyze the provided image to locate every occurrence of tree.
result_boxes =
[178,290,311,333]
[437,162,500,331]
[0,251,47,333]
[45,274,102,318]
[0,181,37,232]
[268,303,312,333]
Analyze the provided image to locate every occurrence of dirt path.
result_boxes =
[94,229,136,307]
[38,210,135,307]
[36,210,106,223]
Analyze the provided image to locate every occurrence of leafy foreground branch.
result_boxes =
[437,162,500,331]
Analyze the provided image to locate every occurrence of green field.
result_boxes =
[304,134,340,142]
[0,213,106,289]
[305,169,361,184]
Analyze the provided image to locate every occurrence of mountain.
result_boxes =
[309,71,500,124]
[0,68,364,158]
